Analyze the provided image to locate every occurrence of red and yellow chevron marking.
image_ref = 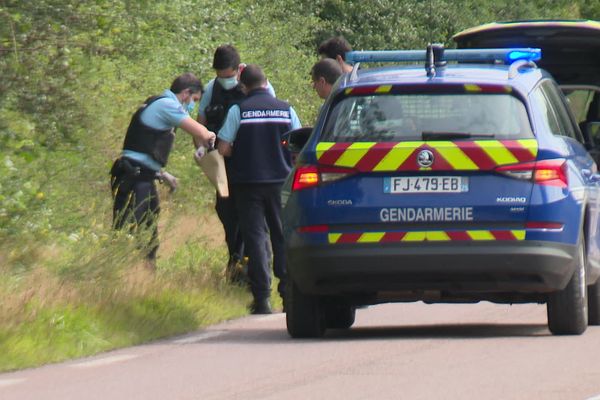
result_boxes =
[343,84,513,95]
[328,230,526,244]
[316,140,537,171]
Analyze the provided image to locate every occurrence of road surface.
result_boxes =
[2,302,600,399]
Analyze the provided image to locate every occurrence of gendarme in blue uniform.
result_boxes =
[230,89,294,183]
[218,88,301,182]
[218,87,302,309]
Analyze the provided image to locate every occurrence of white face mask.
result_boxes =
[186,100,195,114]
[217,76,238,90]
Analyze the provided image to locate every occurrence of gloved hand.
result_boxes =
[206,132,216,150]
[159,171,178,192]
[194,146,206,166]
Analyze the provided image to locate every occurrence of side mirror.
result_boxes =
[282,127,313,153]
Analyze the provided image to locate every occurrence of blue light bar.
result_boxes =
[505,49,541,63]
[346,48,541,65]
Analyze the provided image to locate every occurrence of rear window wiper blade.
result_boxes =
[421,131,495,140]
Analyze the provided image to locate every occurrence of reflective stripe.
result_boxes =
[373,142,420,171]
[520,139,538,158]
[335,142,376,168]
[432,141,479,170]
[464,84,482,92]
[316,140,537,171]
[375,85,393,93]
[240,118,291,124]
[328,233,342,243]
[358,232,385,243]
[403,232,427,241]
[425,231,451,241]
[467,230,495,240]
[512,230,526,240]
[475,140,518,165]
[316,142,335,160]
[323,230,526,244]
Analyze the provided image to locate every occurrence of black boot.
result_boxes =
[250,298,272,315]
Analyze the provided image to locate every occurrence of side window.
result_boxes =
[531,86,562,135]
[541,81,580,141]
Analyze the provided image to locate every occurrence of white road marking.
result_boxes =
[0,378,26,388]
[172,330,225,344]
[70,354,138,368]
[584,395,600,400]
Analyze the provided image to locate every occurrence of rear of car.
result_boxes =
[283,46,600,338]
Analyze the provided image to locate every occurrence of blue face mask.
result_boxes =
[217,76,238,90]
[186,100,195,114]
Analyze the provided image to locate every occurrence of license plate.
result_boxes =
[384,176,468,194]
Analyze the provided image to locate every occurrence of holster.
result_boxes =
[110,158,157,194]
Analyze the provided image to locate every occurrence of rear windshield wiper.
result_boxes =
[421,131,495,140]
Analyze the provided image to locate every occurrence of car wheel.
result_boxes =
[286,280,326,338]
[547,237,588,335]
[588,278,600,325]
[325,304,356,329]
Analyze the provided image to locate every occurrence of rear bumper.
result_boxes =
[285,239,577,298]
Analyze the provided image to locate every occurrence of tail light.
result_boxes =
[495,159,568,188]
[292,165,355,191]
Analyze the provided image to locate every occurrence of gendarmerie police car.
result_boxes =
[282,41,600,338]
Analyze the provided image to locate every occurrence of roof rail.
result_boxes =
[345,47,541,65]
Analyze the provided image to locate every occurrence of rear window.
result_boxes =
[321,93,534,142]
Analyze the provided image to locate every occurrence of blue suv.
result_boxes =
[282,43,600,338]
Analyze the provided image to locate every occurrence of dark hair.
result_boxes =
[240,64,266,90]
[311,59,343,84]
[318,36,352,61]
[170,72,203,94]
[212,44,241,70]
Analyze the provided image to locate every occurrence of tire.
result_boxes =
[286,280,326,338]
[325,304,356,329]
[547,238,588,335]
[588,279,600,325]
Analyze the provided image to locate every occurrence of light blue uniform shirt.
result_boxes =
[198,79,276,119]
[122,89,189,171]
[218,104,302,143]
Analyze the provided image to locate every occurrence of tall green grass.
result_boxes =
[0,177,254,372]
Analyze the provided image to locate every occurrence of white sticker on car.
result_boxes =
[380,207,474,222]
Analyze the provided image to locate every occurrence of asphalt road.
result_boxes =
[2,302,600,400]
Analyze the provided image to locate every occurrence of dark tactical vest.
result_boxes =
[228,88,293,184]
[122,96,175,167]
[205,80,246,133]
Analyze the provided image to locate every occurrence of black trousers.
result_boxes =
[215,192,244,262]
[233,183,286,301]
[111,160,160,260]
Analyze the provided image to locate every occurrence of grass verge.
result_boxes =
[0,209,257,372]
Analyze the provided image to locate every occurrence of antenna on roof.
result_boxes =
[425,44,435,78]
[425,44,446,78]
